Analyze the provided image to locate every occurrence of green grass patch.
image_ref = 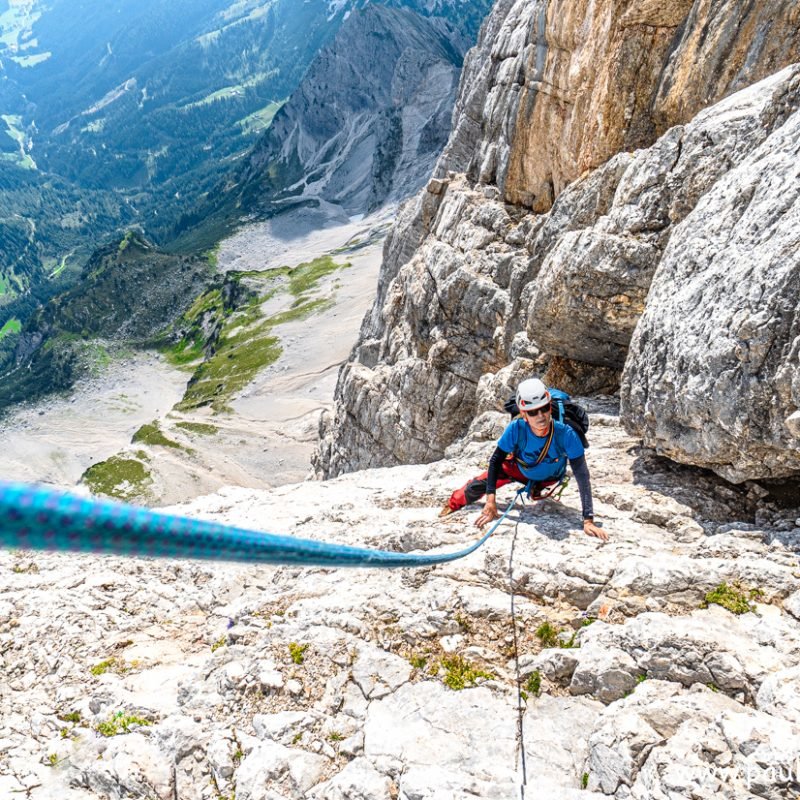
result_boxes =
[49,253,72,279]
[204,245,220,269]
[286,255,348,297]
[0,317,21,340]
[170,255,348,412]
[84,342,112,374]
[95,711,152,737]
[81,454,152,501]
[437,655,493,691]
[211,636,226,653]
[702,582,758,615]
[162,287,225,367]
[118,230,135,253]
[132,421,182,449]
[166,337,206,367]
[237,99,285,135]
[535,622,560,648]
[175,421,219,436]
[175,323,282,412]
[175,297,331,412]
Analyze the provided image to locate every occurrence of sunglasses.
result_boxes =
[524,406,551,418]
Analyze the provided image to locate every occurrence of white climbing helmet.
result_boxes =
[516,378,550,412]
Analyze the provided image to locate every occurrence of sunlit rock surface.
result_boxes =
[2,403,799,798]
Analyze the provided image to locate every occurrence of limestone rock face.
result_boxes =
[620,75,800,482]
[231,5,472,218]
[316,0,800,480]
[3,405,800,800]
[527,65,800,370]
[437,0,800,212]
[314,178,529,475]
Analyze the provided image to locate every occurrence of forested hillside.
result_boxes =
[0,0,492,414]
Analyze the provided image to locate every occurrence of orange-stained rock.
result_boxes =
[499,0,800,210]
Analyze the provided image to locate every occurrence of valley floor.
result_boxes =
[0,206,390,505]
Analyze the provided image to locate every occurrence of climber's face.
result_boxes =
[524,405,551,436]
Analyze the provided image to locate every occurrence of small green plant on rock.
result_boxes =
[559,632,578,649]
[703,582,757,615]
[328,731,344,742]
[46,752,60,766]
[439,654,493,691]
[90,657,138,676]
[454,612,472,632]
[535,622,560,648]
[525,670,542,696]
[211,637,226,653]
[408,652,428,670]
[90,658,117,676]
[95,711,152,737]
[288,642,308,664]
[581,772,589,790]
[58,711,82,724]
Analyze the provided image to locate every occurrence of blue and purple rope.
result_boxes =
[0,481,525,568]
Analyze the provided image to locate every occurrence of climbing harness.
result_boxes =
[513,419,555,471]
[0,480,523,568]
[531,472,570,502]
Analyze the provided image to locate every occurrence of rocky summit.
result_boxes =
[2,401,800,799]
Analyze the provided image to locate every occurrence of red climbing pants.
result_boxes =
[446,458,558,512]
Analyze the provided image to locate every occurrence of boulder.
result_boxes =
[527,66,800,370]
[621,72,800,481]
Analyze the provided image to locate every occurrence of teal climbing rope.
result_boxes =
[0,481,528,568]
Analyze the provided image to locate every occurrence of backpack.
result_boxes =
[503,387,590,448]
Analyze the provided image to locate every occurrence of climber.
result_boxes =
[440,378,608,541]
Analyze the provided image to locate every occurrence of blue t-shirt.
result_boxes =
[497,419,585,481]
